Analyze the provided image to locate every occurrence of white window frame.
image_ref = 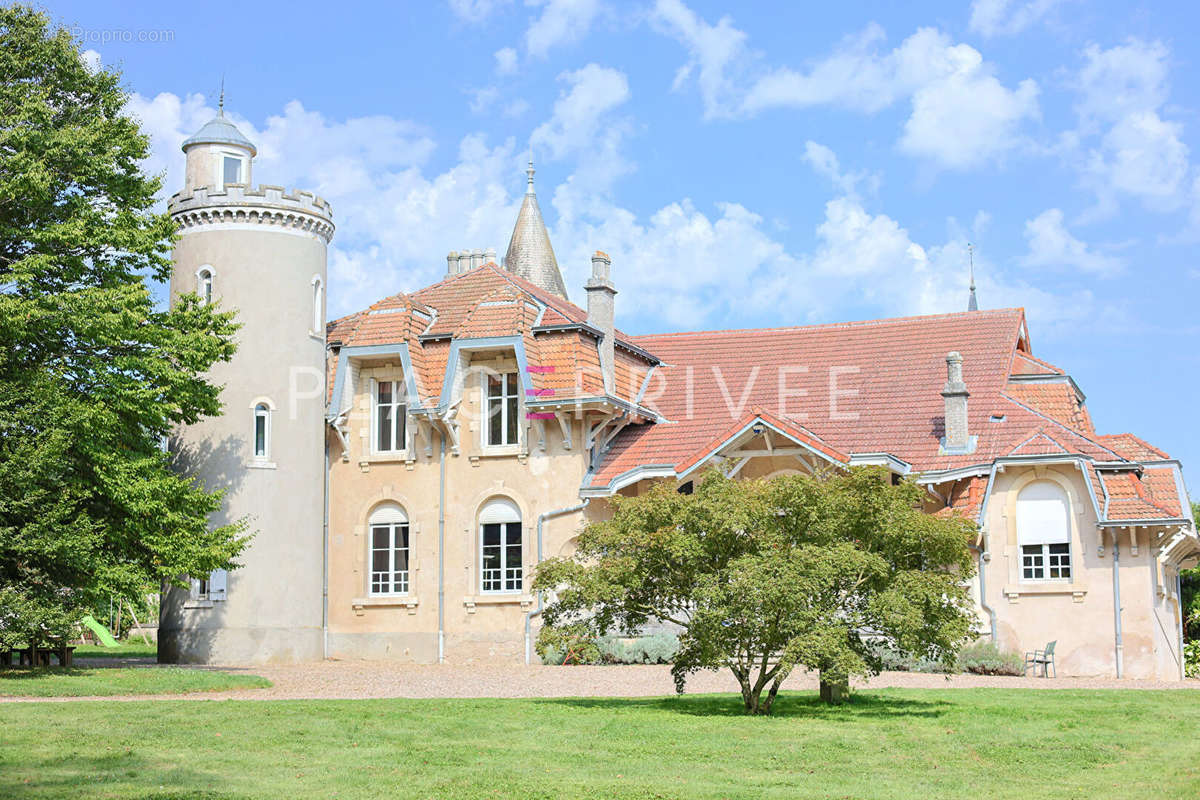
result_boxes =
[215,149,246,189]
[1016,480,1072,582]
[253,403,271,460]
[479,499,522,594]
[196,266,214,305]
[311,275,324,336]
[482,371,520,450]
[371,378,407,455]
[368,504,410,596]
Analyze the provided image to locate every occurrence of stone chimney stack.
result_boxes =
[485,246,497,264]
[941,351,971,452]
[585,251,617,394]
[447,250,459,276]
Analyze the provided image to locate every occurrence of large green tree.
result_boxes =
[535,468,978,714]
[0,6,247,647]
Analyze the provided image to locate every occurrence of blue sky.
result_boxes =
[54,0,1200,488]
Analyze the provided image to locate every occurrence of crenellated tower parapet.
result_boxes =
[169,183,336,243]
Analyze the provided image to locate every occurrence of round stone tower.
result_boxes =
[158,107,334,664]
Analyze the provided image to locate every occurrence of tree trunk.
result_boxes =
[819,671,849,705]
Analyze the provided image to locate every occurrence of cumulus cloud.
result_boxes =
[531,64,633,193]
[1021,209,1123,275]
[652,4,1040,170]
[967,0,1066,38]
[649,0,751,120]
[1066,39,1192,219]
[524,0,602,58]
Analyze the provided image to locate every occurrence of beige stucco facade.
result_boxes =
[973,463,1189,679]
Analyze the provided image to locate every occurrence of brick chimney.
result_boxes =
[941,351,971,452]
[585,251,616,394]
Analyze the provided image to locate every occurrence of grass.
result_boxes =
[0,667,269,698]
[1,689,1198,798]
[73,641,158,659]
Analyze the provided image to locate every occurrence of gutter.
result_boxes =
[974,463,1001,643]
[322,431,330,660]
[524,499,589,665]
[1177,570,1187,682]
[1113,530,1124,679]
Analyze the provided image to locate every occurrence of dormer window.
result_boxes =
[485,372,519,448]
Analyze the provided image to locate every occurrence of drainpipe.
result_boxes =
[438,431,446,664]
[524,499,589,665]
[322,433,330,660]
[1177,569,1186,682]
[977,531,998,643]
[1113,529,1124,679]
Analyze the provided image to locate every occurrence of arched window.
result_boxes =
[1016,481,1071,581]
[312,276,324,334]
[369,503,409,595]
[253,403,270,459]
[197,267,214,305]
[479,498,522,593]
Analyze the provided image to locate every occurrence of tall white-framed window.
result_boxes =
[479,498,522,593]
[372,379,406,454]
[216,151,245,188]
[196,266,214,305]
[484,371,520,448]
[369,503,409,596]
[253,403,270,459]
[311,275,324,334]
[1016,480,1072,581]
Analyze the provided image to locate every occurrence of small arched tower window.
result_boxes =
[479,498,522,593]
[312,276,324,334]
[197,267,214,305]
[1016,480,1072,581]
[253,403,270,459]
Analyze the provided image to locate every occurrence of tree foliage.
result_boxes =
[0,6,247,648]
[1182,502,1200,643]
[534,468,978,714]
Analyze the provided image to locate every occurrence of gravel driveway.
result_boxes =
[4,659,1198,703]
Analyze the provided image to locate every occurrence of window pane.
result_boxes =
[254,411,266,456]
[506,395,518,444]
[505,523,522,548]
[223,156,241,184]
[483,523,502,548]
[488,398,503,445]
[378,404,392,451]
[372,526,389,550]
[396,404,406,450]
[487,374,501,400]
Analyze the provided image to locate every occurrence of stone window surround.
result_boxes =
[1001,467,1089,603]
[358,365,412,463]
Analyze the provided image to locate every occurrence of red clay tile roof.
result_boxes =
[1004,381,1093,433]
[1010,351,1064,376]
[936,475,988,520]
[1099,469,1183,520]
[1096,433,1170,461]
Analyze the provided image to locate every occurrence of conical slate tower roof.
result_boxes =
[181,110,257,156]
[503,161,568,299]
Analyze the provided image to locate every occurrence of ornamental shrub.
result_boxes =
[957,641,1024,676]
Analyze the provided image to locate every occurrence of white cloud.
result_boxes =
[1021,208,1123,275]
[1067,39,1192,220]
[649,0,750,120]
[468,86,500,114]
[524,0,602,58]
[801,140,878,198]
[651,7,1040,170]
[1073,39,1169,126]
[968,0,1065,38]
[744,26,1039,169]
[494,47,519,75]
[531,64,632,193]
[81,49,101,72]
[447,0,511,23]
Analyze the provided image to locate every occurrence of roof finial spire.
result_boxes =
[967,242,979,312]
[218,74,225,115]
[526,157,535,194]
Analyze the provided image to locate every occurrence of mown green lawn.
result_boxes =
[1,689,1198,799]
[73,642,158,659]
[0,667,268,697]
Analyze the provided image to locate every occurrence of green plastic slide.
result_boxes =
[81,615,119,647]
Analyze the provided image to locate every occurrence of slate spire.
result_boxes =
[503,161,568,299]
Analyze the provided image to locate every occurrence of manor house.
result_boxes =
[158,108,1198,679]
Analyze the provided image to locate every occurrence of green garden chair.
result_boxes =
[1024,641,1056,678]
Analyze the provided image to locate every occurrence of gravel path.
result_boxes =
[3,659,1199,703]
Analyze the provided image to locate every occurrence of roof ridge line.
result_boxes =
[1000,393,1126,461]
